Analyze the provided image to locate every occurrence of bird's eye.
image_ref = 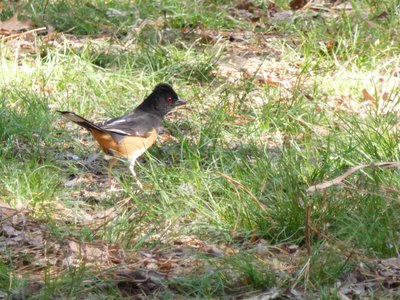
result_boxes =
[166,97,173,103]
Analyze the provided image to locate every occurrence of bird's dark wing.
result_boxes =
[100,111,162,138]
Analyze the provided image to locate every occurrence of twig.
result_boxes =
[1,27,47,42]
[218,172,267,212]
[300,0,313,11]
[291,256,311,290]
[307,162,400,193]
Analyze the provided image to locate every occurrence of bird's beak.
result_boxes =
[174,97,186,106]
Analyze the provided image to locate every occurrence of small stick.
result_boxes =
[307,161,400,193]
[1,27,47,41]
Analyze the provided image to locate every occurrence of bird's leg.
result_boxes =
[107,157,118,190]
[128,157,143,189]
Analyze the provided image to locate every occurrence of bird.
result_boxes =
[58,83,186,189]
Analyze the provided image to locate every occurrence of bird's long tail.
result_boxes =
[58,111,103,132]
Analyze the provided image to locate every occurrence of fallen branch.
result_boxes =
[1,27,47,41]
[307,162,400,193]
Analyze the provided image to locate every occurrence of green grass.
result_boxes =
[0,0,399,298]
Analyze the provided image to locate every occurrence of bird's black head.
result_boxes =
[138,83,186,116]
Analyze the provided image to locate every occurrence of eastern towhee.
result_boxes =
[59,83,185,188]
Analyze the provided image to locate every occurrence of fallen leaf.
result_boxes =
[235,287,280,300]
[158,260,174,272]
[259,76,284,87]
[2,224,23,237]
[233,114,255,125]
[62,238,112,266]
[225,247,239,255]
[287,244,299,254]
[326,39,336,50]
[319,39,337,54]
[290,0,310,10]
[234,0,256,11]
[117,269,167,295]
[379,257,400,269]
[334,2,353,11]
[199,29,221,43]
[204,244,224,257]
[339,256,400,298]
[146,262,159,270]
[362,89,376,103]
[0,202,19,219]
[0,14,32,34]
[271,10,294,21]
[382,92,389,101]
